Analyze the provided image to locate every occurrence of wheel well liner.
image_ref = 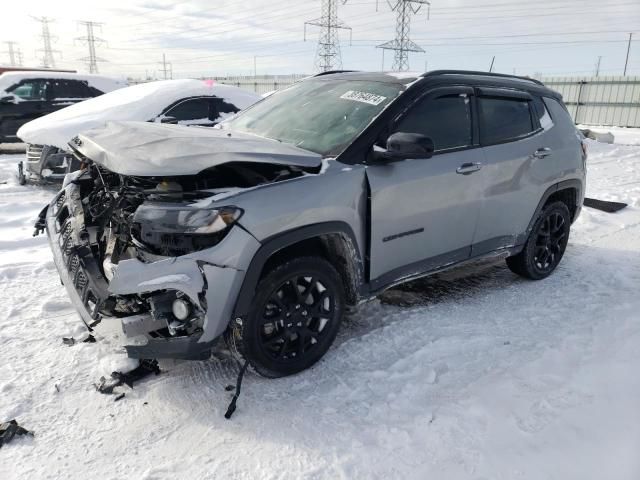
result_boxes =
[232,222,364,319]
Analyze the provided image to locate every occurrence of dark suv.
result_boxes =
[0,71,123,143]
[39,70,586,378]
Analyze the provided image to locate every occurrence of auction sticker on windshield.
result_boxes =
[340,90,387,106]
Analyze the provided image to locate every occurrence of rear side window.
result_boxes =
[478,97,534,145]
[50,80,95,99]
[165,98,210,121]
[395,94,472,151]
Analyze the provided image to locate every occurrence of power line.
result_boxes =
[32,16,61,69]
[2,41,23,67]
[304,0,352,72]
[76,21,107,74]
[377,0,431,71]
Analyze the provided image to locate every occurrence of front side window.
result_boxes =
[478,97,534,145]
[7,80,48,100]
[226,79,404,156]
[165,98,210,122]
[394,93,472,151]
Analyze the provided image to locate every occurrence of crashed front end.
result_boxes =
[40,160,263,360]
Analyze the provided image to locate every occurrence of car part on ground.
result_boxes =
[38,70,586,379]
[583,197,628,213]
[94,359,161,397]
[0,420,33,448]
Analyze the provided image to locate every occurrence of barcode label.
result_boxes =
[340,90,387,106]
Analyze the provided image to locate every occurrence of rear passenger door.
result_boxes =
[472,88,551,254]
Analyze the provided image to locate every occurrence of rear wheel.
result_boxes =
[507,201,571,280]
[235,256,345,378]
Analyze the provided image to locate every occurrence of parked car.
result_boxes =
[37,70,586,378]
[0,71,126,145]
[17,79,261,183]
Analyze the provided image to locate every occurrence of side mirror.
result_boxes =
[371,132,434,163]
[0,95,16,104]
[160,116,178,124]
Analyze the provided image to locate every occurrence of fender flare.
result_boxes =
[232,221,363,319]
[519,179,583,244]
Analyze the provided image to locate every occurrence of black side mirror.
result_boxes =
[160,116,179,124]
[0,95,16,104]
[371,132,434,163]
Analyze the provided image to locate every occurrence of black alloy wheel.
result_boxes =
[238,257,345,378]
[506,201,571,280]
[533,211,567,272]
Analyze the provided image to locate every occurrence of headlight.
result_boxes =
[132,203,243,256]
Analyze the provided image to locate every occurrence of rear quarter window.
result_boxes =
[478,96,535,145]
[533,96,553,130]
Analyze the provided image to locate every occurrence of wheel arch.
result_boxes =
[522,179,583,243]
[232,222,364,320]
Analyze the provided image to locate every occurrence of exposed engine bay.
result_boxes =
[38,154,307,356]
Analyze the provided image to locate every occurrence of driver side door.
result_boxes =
[366,86,486,286]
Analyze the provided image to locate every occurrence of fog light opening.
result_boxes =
[172,298,191,321]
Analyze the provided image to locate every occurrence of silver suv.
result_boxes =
[38,70,586,378]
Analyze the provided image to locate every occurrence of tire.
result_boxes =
[506,201,571,280]
[234,256,345,378]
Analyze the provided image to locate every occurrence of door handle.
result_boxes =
[456,162,483,175]
[533,147,552,159]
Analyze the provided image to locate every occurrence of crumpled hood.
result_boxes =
[71,121,323,176]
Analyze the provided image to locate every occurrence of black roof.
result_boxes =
[312,69,559,98]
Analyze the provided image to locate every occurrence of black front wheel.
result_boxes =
[235,256,345,378]
[507,201,571,280]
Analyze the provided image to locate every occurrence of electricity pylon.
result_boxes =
[377,0,431,71]
[32,16,61,68]
[305,0,352,72]
[76,21,107,74]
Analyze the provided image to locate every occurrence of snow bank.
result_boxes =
[16,79,262,150]
[1,134,639,479]
[0,71,126,98]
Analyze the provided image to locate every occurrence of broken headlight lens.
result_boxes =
[132,203,243,256]
[133,203,242,234]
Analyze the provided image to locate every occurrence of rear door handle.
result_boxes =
[533,147,552,159]
[456,162,483,175]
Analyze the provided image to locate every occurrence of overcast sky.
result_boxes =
[1,0,639,79]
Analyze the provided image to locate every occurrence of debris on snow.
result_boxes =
[583,197,628,213]
[0,420,33,449]
[95,359,160,400]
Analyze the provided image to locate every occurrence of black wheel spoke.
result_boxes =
[265,331,286,346]
[256,272,338,363]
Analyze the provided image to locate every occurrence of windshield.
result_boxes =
[226,79,403,156]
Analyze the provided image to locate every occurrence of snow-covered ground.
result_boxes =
[0,136,639,479]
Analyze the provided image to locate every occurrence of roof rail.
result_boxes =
[313,70,359,77]
[421,70,544,86]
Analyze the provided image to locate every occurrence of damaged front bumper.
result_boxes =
[44,181,261,360]
[19,144,73,184]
